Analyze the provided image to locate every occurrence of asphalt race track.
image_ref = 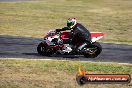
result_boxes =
[0,35,132,64]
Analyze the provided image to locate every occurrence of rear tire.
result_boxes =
[84,42,102,58]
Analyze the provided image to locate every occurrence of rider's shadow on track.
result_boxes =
[0,35,132,63]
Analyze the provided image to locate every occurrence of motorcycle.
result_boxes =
[37,30,104,58]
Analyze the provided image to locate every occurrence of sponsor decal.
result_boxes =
[76,68,131,85]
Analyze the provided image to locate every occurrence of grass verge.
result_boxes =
[0,0,132,44]
[0,59,132,88]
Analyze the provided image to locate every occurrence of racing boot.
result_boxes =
[78,41,93,53]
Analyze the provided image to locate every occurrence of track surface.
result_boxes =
[0,35,132,64]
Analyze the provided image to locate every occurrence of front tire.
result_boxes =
[37,42,53,56]
[84,42,102,58]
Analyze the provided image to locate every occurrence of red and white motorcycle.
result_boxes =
[37,30,104,58]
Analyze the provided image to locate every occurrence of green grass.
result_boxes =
[0,59,132,88]
[0,0,132,44]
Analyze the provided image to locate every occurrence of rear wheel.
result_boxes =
[84,42,102,58]
[37,42,53,56]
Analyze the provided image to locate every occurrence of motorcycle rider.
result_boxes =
[56,18,92,52]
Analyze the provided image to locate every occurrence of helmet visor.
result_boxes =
[67,22,72,27]
[67,20,74,29]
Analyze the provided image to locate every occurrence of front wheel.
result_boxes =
[84,42,102,58]
[37,42,53,56]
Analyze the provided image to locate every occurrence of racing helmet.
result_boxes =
[67,18,77,29]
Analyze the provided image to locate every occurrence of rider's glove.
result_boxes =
[55,29,61,33]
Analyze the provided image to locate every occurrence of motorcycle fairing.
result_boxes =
[60,32,71,39]
[44,35,60,45]
[90,32,104,42]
